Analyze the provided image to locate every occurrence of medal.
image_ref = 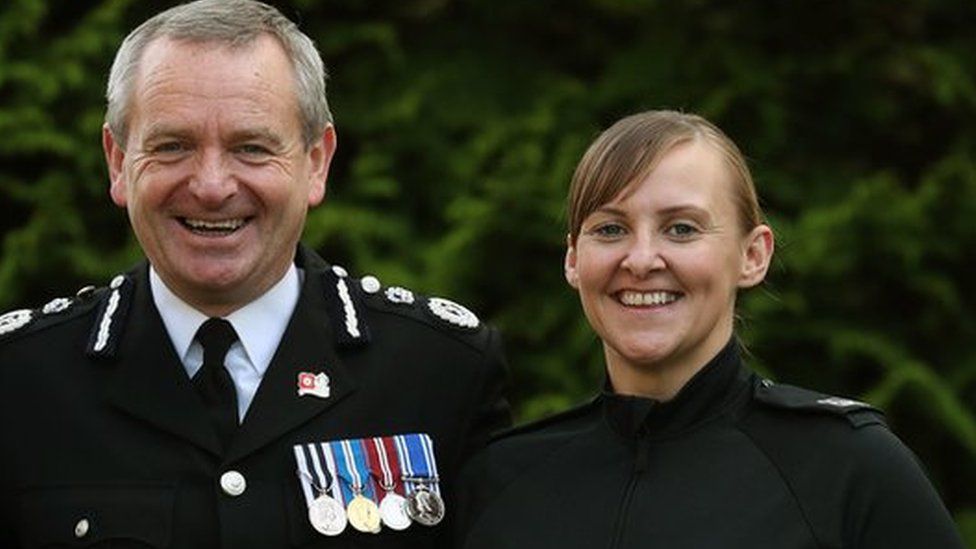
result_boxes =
[394,434,445,527]
[308,494,347,536]
[294,443,348,536]
[332,439,383,534]
[347,493,382,533]
[379,492,412,530]
[365,437,412,530]
[406,485,445,526]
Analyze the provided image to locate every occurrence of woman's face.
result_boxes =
[565,140,772,397]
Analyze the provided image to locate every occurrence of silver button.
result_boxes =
[360,275,381,294]
[74,518,90,538]
[110,275,125,289]
[220,470,247,496]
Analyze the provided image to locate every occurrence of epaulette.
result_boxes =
[84,273,135,358]
[489,396,602,443]
[752,378,886,429]
[0,283,107,345]
[321,265,487,350]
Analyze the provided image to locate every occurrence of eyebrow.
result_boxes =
[139,125,285,150]
[657,204,711,219]
[594,203,711,219]
[141,124,194,144]
[228,128,285,149]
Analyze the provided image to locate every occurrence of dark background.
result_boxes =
[1,0,973,542]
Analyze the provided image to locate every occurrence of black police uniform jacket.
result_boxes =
[457,339,964,549]
[0,246,511,548]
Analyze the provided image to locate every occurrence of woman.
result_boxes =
[456,111,964,548]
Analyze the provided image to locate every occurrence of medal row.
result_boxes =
[294,433,444,536]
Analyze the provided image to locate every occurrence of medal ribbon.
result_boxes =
[328,440,355,503]
[346,438,379,502]
[364,437,404,496]
[394,433,440,495]
[321,441,347,506]
[380,436,406,495]
[392,434,414,495]
[293,442,341,507]
[331,439,378,503]
[418,433,441,496]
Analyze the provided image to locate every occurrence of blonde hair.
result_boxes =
[567,110,762,242]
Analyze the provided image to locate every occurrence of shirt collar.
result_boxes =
[150,265,301,376]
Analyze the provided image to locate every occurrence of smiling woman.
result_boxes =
[456,110,965,548]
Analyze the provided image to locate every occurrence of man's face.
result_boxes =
[104,35,335,315]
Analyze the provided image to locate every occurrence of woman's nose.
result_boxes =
[620,233,666,278]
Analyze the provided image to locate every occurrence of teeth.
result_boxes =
[183,218,245,231]
[619,291,679,306]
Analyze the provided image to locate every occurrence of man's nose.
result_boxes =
[188,149,236,205]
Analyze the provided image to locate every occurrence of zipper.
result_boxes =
[608,435,649,549]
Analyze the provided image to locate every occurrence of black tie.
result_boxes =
[193,318,239,450]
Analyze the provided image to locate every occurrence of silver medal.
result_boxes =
[379,492,411,530]
[309,494,347,536]
[406,486,445,526]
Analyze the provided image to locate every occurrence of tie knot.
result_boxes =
[196,318,238,357]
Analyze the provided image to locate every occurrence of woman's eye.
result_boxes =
[665,223,699,238]
[592,224,626,238]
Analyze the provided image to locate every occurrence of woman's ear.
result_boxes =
[564,234,580,289]
[738,224,774,289]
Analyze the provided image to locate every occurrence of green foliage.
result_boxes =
[1,0,974,540]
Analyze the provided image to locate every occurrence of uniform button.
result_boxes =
[360,275,381,294]
[220,470,247,496]
[74,518,90,538]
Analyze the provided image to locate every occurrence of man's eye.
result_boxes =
[237,144,271,156]
[152,142,186,154]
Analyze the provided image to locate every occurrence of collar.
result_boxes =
[602,337,749,440]
[150,264,301,376]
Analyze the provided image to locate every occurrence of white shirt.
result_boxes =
[150,265,301,422]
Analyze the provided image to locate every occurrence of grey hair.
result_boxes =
[105,0,331,148]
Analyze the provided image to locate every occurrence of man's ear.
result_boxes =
[564,234,580,289]
[103,124,128,207]
[738,224,774,288]
[306,124,337,207]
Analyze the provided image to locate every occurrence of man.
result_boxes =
[0,1,510,546]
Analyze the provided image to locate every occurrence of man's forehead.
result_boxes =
[139,33,280,67]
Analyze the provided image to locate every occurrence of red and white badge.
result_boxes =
[298,372,331,399]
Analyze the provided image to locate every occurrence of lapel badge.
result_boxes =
[298,372,331,399]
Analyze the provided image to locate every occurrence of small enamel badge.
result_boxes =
[298,372,331,399]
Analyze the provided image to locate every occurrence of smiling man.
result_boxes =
[0,1,509,547]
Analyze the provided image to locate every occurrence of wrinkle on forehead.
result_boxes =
[127,35,300,147]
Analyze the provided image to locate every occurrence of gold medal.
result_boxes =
[347,494,382,533]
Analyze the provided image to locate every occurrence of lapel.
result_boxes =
[106,263,223,456]
[226,257,357,463]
